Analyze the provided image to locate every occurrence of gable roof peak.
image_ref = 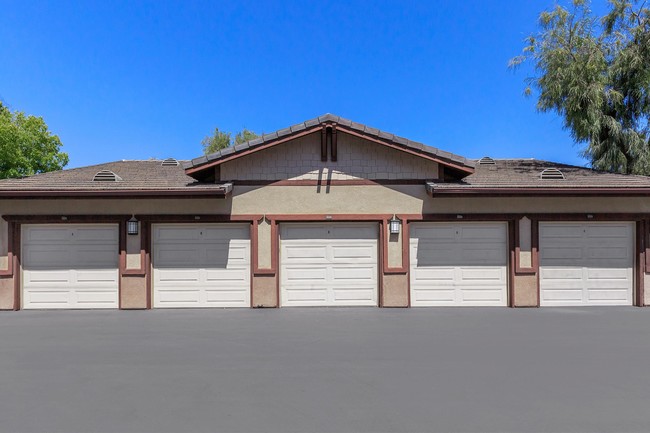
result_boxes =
[185,113,476,178]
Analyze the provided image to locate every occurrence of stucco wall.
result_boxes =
[252,275,277,307]
[121,275,147,309]
[3,189,650,216]
[220,132,440,181]
[0,277,13,310]
[513,274,538,307]
[382,273,409,307]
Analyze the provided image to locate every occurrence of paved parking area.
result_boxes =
[0,308,649,433]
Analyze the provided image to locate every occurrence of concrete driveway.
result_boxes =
[0,308,649,433]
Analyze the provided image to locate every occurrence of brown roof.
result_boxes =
[184,113,475,178]
[0,160,232,197]
[426,159,650,195]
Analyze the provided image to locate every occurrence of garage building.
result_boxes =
[1,114,650,309]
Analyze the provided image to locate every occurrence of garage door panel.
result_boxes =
[153,224,251,308]
[332,288,376,303]
[461,288,504,302]
[540,224,583,238]
[460,247,505,264]
[280,223,378,307]
[75,270,120,283]
[205,268,249,282]
[75,289,119,303]
[205,243,248,263]
[331,266,375,282]
[411,225,456,240]
[412,243,455,266]
[539,222,633,306]
[543,289,583,302]
[410,222,508,307]
[458,267,504,283]
[24,227,70,242]
[587,288,629,301]
[24,269,71,284]
[203,226,248,240]
[460,225,505,240]
[156,290,201,305]
[155,226,201,242]
[585,225,631,238]
[412,287,456,303]
[284,245,328,261]
[74,227,118,242]
[331,245,375,261]
[542,247,584,262]
[282,225,329,240]
[412,267,455,282]
[588,246,629,260]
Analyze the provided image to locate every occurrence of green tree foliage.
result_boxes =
[0,102,69,179]
[511,0,650,174]
[201,127,259,154]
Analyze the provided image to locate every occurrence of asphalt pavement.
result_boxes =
[0,307,649,433]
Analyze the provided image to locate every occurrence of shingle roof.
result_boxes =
[0,160,232,196]
[427,159,650,193]
[184,113,474,173]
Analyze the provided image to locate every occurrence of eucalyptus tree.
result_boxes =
[511,0,650,174]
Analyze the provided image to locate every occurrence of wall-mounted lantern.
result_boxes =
[127,216,139,235]
[389,215,401,235]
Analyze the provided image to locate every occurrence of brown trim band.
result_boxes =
[0,190,231,199]
[427,186,650,197]
[234,179,427,186]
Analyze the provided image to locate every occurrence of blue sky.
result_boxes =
[1,1,596,169]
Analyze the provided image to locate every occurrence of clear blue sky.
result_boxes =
[1,0,597,169]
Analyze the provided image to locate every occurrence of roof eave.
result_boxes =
[425,183,650,197]
[0,183,234,199]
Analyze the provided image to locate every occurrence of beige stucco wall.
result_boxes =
[518,216,532,268]
[125,232,141,269]
[3,189,650,217]
[252,275,277,307]
[221,131,440,181]
[257,218,272,269]
[0,277,13,310]
[382,273,409,307]
[645,274,650,306]
[121,275,147,309]
[387,225,403,268]
[513,274,538,307]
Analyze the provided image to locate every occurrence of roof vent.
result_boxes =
[540,168,565,180]
[161,158,179,167]
[93,170,122,182]
[478,156,496,165]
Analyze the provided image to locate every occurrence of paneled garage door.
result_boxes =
[22,224,119,309]
[280,223,378,307]
[539,222,634,306]
[410,222,508,306]
[153,224,250,308]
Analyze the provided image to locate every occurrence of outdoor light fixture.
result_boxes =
[127,216,139,235]
[389,215,401,235]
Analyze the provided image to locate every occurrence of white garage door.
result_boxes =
[153,224,250,308]
[539,222,634,306]
[410,222,508,306]
[22,224,119,309]
[280,223,378,307]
